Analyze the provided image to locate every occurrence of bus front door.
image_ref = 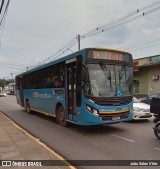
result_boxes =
[66,62,77,123]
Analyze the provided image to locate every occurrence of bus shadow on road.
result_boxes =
[23,110,58,123]
[67,123,125,136]
[126,119,152,123]
[24,110,129,136]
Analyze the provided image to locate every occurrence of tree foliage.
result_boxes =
[0,79,12,88]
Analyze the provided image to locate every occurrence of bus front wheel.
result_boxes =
[57,106,67,127]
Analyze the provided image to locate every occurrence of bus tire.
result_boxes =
[57,105,67,127]
[26,101,32,114]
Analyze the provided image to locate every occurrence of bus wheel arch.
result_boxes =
[55,103,67,127]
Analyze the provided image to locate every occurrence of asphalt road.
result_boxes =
[0,95,160,169]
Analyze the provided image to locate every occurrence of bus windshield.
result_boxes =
[84,63,133,97]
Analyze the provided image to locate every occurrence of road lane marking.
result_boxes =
[110,134,135,143]
[154,148,160,151]
[1,112,76,169]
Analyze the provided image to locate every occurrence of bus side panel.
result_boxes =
[23,88,65,115]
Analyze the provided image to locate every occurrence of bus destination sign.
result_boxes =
[88,50,127,61]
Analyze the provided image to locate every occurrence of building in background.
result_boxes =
[133,55,160,98]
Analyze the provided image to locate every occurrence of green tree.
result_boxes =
[0,79,11,88]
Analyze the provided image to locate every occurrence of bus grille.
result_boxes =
[100,113,129,121]
[92,96,132,106]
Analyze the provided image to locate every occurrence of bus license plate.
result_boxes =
[112,116,120,120]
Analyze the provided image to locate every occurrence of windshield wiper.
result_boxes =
[99,62,111,84]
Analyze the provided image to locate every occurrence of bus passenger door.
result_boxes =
[66,61,77,122]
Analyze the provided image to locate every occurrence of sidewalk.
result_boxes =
[0,112,74,169]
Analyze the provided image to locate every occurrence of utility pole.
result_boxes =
[77,34,81,50]
[2,77,5,90]
[11,73,14,91]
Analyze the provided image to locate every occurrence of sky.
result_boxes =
[0,0,160,79]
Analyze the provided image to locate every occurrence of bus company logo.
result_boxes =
[33,92,52,99]
[33,92,39,98]
[2,161,12,167]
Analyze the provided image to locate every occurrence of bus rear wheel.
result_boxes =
[26,101,32,114]
[57,106,67,127]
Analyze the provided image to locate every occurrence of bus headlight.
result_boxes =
[86,105,99,116]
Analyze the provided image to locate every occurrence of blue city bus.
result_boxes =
[15,48,133,126]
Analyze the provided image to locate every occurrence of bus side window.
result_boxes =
[54,77,63,88]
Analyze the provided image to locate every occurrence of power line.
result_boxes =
[0,0,5,14]
[0,0,10,46]
[83,0,158,37]
[5,70,25,79]
[51,40,78,61]
[127,41,160,52]
[56,0,160,58]
[0,0,10,27]
[82,0,160,38]
[31,0,160,68]
[34,37,77,67]
[120,35,160,51]
[0,61,30,67]
[0,63,25,71]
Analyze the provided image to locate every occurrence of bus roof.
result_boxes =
[16,48,131,77]
[93,47,130,54]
